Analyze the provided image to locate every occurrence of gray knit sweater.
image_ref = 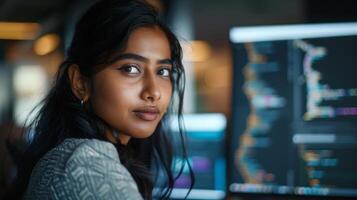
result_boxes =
[24,138,143,200]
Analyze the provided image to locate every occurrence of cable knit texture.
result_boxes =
[24,138,143,200]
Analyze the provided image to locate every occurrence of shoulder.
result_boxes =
[66,138,120,163]
[62,138,136,184]
[54,139,142,199]
[25,138,143,200]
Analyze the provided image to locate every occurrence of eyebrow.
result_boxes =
[109,53,172,65]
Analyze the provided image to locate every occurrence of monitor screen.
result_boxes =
[229,22,357,198]
[170,113,226,200]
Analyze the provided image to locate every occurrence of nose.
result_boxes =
[141,73,161,102]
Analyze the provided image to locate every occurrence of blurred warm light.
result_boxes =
[203,67,230,89]
[34,33,60,56]
[0,22,40,40]
[183,40,212,62]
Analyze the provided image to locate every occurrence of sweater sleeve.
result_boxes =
[48,140,143,200]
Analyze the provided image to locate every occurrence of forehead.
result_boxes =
[123,26,171,58]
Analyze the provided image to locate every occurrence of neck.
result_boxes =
[105,130,131,145]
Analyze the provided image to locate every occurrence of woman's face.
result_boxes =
[90,26,172,144]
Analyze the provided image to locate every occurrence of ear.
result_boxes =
[68,64,90,102]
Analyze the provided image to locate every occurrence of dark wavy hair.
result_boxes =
[6,0,194,199]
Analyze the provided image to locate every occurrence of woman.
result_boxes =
[7,0,194,199]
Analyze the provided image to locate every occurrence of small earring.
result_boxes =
[80,99,84,106]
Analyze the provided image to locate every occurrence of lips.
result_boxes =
[133,106,160,121]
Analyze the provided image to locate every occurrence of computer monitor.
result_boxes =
[170,113,226,200]
[229,22,357,198]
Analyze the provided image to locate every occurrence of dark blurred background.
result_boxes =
[1,0,357,199]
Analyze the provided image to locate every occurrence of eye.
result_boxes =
[158,68,171,77]
[120,64,140,74]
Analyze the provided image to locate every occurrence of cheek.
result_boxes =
[93,80,119,107]
[91,75,137,123]
[161,83,173,107]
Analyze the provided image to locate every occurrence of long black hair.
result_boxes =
[7,0,194,199]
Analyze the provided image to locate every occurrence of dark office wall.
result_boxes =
[304,0,357,23]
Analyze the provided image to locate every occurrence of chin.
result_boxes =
[131,128,156,139]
